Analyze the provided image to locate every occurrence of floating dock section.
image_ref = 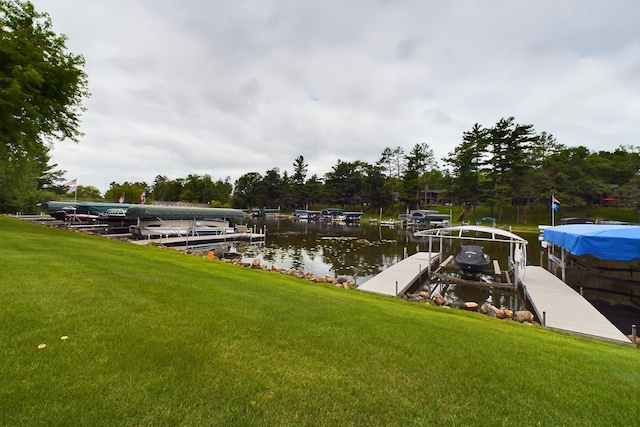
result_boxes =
[358,252,440,297]
[521,266,631,344]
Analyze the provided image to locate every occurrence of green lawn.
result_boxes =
[1,216,638,426]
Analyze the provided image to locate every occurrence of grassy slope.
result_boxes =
[0,217,638,426]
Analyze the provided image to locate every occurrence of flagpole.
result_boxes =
[551,194,555,226]
[74,183,78,204]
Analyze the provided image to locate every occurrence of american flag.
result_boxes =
[64,178,77,194]
[140,191,146,204]
[119,193,125,203]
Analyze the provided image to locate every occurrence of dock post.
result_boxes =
[580,286,583,296]
[542,311,546,327]
[419,264,422,286]
[395,281,398,297]
[632,325,637,345]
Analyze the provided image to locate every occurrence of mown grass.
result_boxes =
[1,216,639,426]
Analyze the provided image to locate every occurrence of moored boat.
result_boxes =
[321,208,344,221]
[343,212,363,223]
[380,218,402,227]
[98,208,138,226]
[130,219,235,238]
[126,205,245,239]
[455,245,491,273]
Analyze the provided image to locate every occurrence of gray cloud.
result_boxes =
[32,0,640,193]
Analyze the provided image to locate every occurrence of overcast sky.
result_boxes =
[32,0,640,194]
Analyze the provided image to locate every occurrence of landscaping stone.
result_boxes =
[464,301,479,311]
[431,293,446,306]
[513,310,534,323]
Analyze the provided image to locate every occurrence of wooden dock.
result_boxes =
[521,266,631,344]
[358,252,440,297]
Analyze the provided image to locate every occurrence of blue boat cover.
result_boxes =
[543,224,640,261]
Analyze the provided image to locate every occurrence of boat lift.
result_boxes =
[414,225,529,288]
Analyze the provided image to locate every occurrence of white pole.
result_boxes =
[428,235,432,277]
[551,194,554,226]
[561,248,566,282]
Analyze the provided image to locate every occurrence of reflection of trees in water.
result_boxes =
[289,247,304,271]
[318,237,401,278]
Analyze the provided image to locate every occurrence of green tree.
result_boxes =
[361,163,390,209]
[540,146,610,207]
[291,155,308,207]
[444,123,489,217]
[261,168,285,207]
[304,174,324,206]
[616,176,640,209]
[377,146,405,203]
[0,0,89,212]
[399,162,420,208]
[70,185,101,201]
[485,117,536,222]
[211,177,232,207]
[152,175,184,201]
[104,182,147,204]
[232,172,262,208]
[324,160,364,208]
[403,143,435,208]
[587,146,640,188]
[527,132,565,205]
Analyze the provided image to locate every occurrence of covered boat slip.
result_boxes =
[42,201,137,214]
[360,226,527,298]
[358,252,441,296]
[125,205,245,220]
[539,224,639,343]
[126,206,251,243]
[542,224,640,284]
[543,224,640,263]
[415,225,528,282]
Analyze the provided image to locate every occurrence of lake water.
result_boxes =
[197,217,640,337]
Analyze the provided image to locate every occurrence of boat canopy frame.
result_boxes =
[126,205,245,220]
[414,225,528,282]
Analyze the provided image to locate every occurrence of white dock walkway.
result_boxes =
[358,252,440,297]
[521,266,630,344]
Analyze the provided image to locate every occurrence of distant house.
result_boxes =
[419,189,445,205]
